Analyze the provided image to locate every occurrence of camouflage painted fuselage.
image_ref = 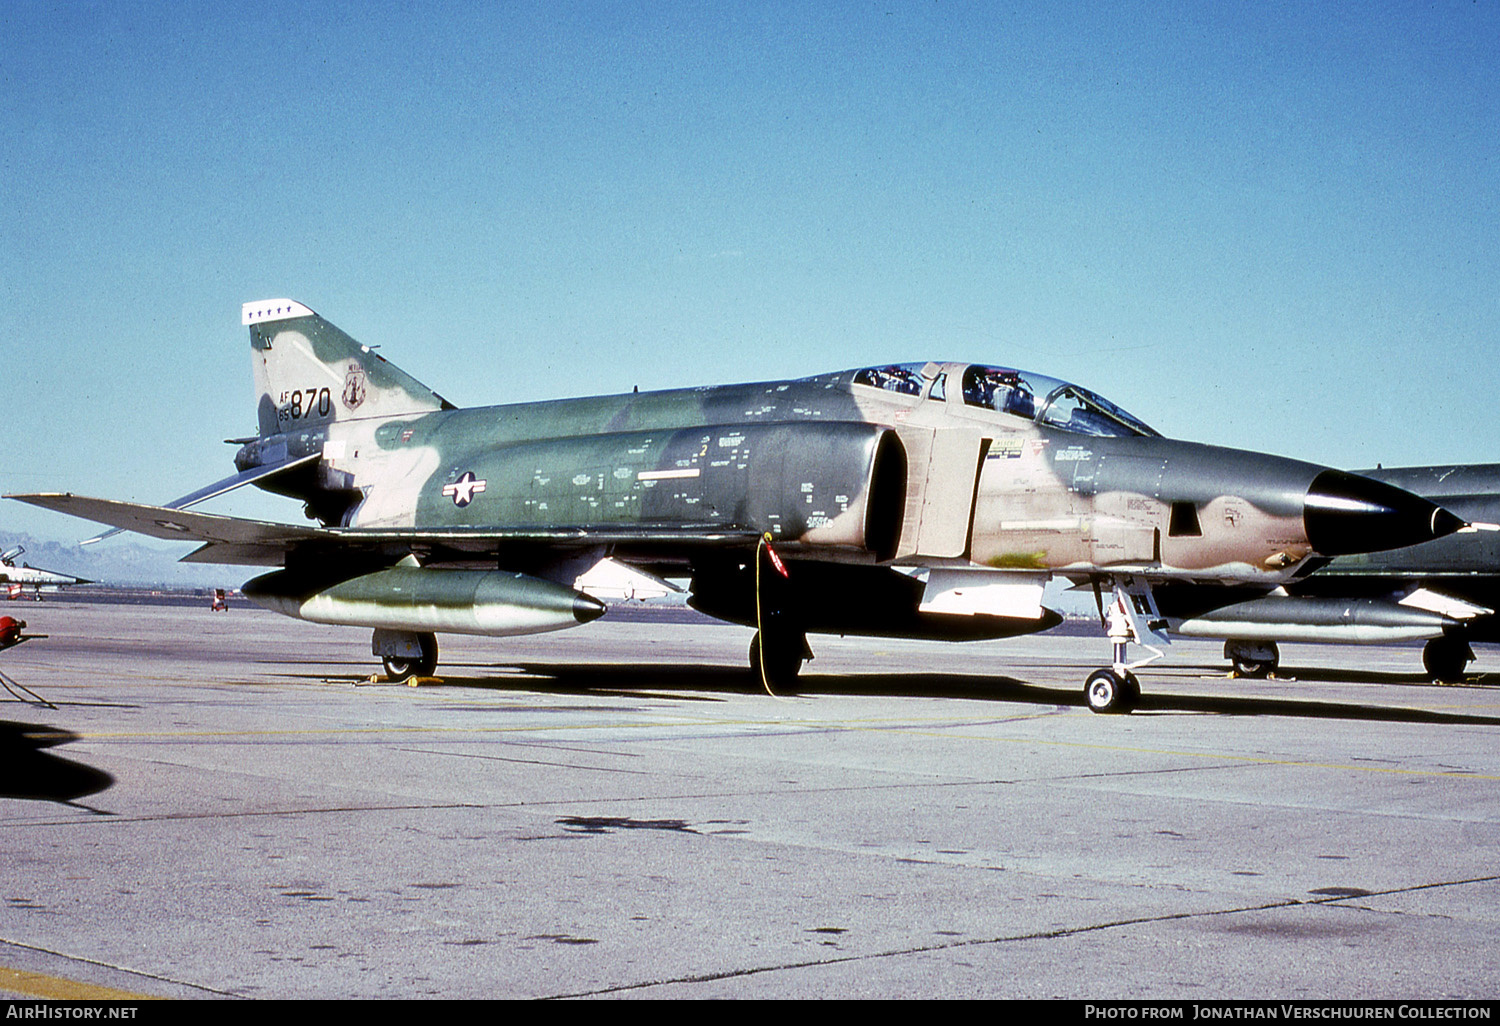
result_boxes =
[237,303,1339,590]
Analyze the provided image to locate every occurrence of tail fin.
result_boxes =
[243,299,455,438]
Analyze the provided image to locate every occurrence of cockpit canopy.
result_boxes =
[852,362,1159,438]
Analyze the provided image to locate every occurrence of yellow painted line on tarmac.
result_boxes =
[797,716,1500,782]
[64,710,1500,783]
[71,720,713,741]
[0,965,160,1000]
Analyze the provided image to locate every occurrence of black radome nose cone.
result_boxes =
[1304,470,1465,556]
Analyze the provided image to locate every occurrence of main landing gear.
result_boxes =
[373,630,438,683]
[749,628,811,694]
[746,532,812,695]
[1225,640,1280,678]
[1423,635,1474,683]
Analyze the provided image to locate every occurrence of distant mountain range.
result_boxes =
[2,532,248,589]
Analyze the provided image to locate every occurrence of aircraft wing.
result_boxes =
[80,452,322,545]
[7,493,765,567]
[10,493,332,565]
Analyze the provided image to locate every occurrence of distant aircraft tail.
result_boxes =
[243,299,455,438]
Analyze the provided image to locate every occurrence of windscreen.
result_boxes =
[851,364,927,397]
[959,365,1159,437]
[853,362,1157,437]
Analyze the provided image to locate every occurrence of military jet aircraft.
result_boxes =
[1163,464,1498,681]
[0,546,91,599]
[7,299,1466,713]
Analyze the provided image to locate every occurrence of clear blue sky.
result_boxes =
[4,0,1498,545]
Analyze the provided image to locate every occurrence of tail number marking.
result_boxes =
[278,387,333,423]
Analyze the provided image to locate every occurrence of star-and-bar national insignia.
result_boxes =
[442,471,486,508]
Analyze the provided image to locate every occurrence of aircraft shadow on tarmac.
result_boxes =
[401,661,1500,728]
[1250,664,1498,687]
[0,720,114,809]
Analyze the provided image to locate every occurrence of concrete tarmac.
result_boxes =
[0,600,1497,1000]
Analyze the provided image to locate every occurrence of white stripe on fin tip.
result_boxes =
[242,299,316,325]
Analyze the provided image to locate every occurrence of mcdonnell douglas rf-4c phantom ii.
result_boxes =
[8,300,1467,713]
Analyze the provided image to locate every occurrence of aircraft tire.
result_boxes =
[749,631,803,692]
[382,632,438,683]
[1423,636,1473,683]
[1085,668,1132,714]
[1226,640,1279,678]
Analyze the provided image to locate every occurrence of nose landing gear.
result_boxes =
[1085,667,1141,714]
[1085,580,1168,715]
